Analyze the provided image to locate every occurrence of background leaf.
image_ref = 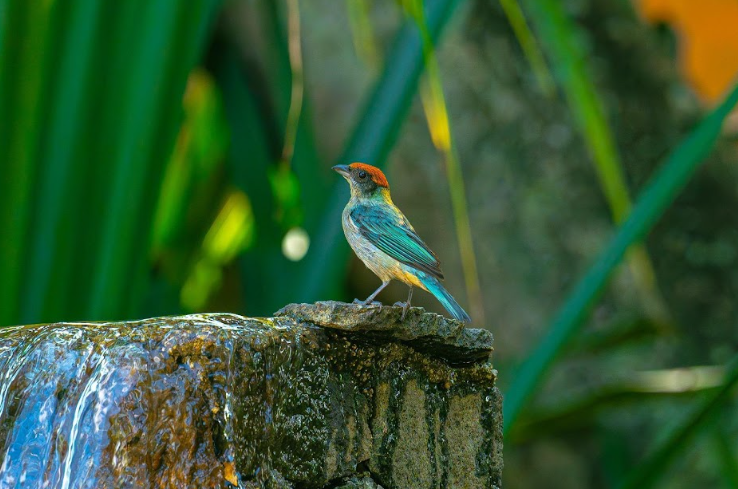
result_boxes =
[522,0,672,329]
[504,82,738,433]
[619,353,738,489]
[0,0,223,325]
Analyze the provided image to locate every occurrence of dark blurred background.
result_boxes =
[1,0,738,487]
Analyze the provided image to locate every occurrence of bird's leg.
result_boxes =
[394,286,413,320]
[354,280,390,306]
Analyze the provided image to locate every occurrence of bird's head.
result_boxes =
[332,163,390,200]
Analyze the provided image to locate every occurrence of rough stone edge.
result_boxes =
[275,301,493,364]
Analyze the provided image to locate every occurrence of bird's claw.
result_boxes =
[353,298,382,307]
[393,301,410,320]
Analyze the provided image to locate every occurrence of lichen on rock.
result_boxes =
[0,304,502,488]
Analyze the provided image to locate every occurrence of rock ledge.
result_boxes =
[0,306,502,488]
[275,301,494,365]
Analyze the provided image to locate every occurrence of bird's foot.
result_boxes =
[353,298,382,307]
[393,301,410,320]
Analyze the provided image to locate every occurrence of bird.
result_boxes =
[333,162,471,323]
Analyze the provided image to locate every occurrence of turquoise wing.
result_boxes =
[349,204,444,279]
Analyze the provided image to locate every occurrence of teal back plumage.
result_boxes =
[349,201,443,279]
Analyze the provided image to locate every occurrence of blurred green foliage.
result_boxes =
[1,0,737,487]
[522,0,672,330]
[0,0,223,325]
[0,0,460,322]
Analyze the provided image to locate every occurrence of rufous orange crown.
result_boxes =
[349,162,389,188]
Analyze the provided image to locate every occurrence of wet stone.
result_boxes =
[333,474,385,488]
[275,301,494,365]
[0,307,502,488]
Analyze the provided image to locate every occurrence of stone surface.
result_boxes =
[275,301,494,365]
[334,474,385,488]
[0,306,502,488]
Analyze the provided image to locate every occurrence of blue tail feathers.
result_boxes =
[418,272,472,323]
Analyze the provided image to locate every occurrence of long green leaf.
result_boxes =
[20,1,104,323]
[347,0,380,69]
[0,0,222,325]
[503,82,738,434]
[618,353,738,489]
[523,0,630,221]
[125,0,223,318]
[511,365,725,443]
[522,0,671,327]
[0,0,58,325]
[211,42,282,314]
[713,426,738,489]
[63,0,141,320]
[0,0,12,115]
[87,0,222,320]
[405,0,484,323]
[212,2,320,316]
[87,1,187,318]
[498,0,554,95]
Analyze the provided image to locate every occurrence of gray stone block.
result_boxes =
[0,304,502,488]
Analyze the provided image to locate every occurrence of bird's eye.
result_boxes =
[357,170,368,180]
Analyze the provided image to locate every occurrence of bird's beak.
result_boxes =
[332,164,350,178]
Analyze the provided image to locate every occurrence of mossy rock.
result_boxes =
[0,305,502,488]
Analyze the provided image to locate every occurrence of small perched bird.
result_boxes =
[333,162,471,323]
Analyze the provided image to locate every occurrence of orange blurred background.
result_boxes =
[638,0,738,103]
